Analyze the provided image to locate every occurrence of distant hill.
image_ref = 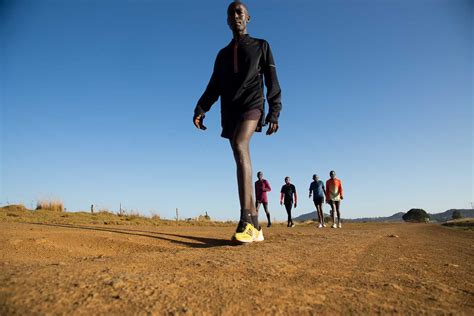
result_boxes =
[428,209,474,222]
[294,209,474,223]
[294,211,330,221]
[348,212,405,223]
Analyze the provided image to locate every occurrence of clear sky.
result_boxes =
[1,0,472,220]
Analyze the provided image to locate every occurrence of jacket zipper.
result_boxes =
[233,41,238,73]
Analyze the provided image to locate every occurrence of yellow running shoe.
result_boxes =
[254,227,264,242]
[232,222,257,244]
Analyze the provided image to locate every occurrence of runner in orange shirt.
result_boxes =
[325,170,344,228]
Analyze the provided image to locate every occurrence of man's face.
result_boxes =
[285,177,290,184]
[227,3,250,32]
[315,175,319,181]
[330,172,336,179]
[258,172,263,180]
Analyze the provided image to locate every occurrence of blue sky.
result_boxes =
[1,0,472,220]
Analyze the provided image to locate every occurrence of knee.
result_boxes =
[231,139,246,154]
[231,140,248,162]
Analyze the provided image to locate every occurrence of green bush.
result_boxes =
[402,208,430,222]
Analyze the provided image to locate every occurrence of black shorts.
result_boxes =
[313,197,324,205]
[221,108,263,139]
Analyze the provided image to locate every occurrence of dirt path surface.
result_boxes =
[0,222,473,315]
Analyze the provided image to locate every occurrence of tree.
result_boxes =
[452,210,463,220]
[402,208,430,223]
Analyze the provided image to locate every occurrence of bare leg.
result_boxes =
[316,203,324,225]
[229,119,259,226]
[318,203,325,225]
[313,200,322,224]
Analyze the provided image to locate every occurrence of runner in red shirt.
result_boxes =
[255,171,272,227]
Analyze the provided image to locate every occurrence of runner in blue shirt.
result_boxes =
[309,174,326,228]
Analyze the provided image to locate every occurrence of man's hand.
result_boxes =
[266,122,279,135]
[280,201,283,206]
[193,114,207,130]
[294,202,297,208]
[309,193,312,199]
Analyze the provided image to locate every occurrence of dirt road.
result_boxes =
[0,222,472,315]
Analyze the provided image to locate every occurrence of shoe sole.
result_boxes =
[231,236,253,244]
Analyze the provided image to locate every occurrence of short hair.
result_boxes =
[227,1,249,14]
[257,171,263,176]
[330,170,336,176]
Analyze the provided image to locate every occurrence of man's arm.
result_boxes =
[193,55,220,129]
[263,180,271,192]
[325,180,330,202]
[262,41,282,134]
[339,180,344,200]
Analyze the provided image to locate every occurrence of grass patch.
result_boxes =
[36,200,64,212]
[442,218,474,231]
[0,205,234,227]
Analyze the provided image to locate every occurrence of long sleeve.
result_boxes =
[262,41,282,124]
[339,180,344,199]
[325,180,330,200]
[194,55,220,116]
[263,180,271,192]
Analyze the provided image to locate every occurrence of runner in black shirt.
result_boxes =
[280,177,297,227]
[193,2,282,243]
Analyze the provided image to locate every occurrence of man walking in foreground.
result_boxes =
[193,1,282,243]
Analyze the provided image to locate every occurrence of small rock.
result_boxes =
[445,263,459,268]
[388,234,399,238]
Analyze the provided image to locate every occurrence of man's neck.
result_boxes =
[233,31,248,41]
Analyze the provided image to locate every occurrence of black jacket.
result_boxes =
[194,35,282,126]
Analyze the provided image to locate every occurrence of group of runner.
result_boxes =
[255,170,344,229]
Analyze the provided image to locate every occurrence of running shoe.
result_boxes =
[290,223,295,228]
[318,224,323,228]
[331,224,337,228]
[232,221,257,243]
[267,222,272,228]
[254,227,264,242]
[323,223,327,227]
[338,223,342,228]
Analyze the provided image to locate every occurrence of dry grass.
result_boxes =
[36,200,64,212]
[0,205,234,227]
[442,218,474,230]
